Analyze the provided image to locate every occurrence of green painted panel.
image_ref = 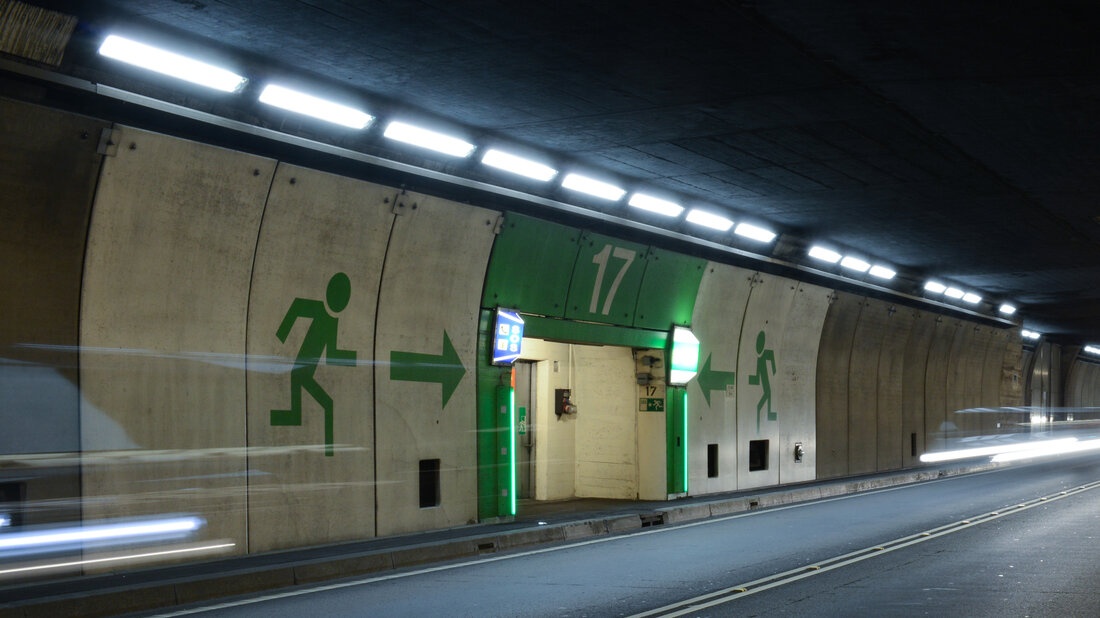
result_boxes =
[522,314,667,349]
[481,212,580,316]
[667,386,688,494]
[633,248,706,330]
[565,231,649,325]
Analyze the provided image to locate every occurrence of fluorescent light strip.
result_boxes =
[561,173,625,201]
[924,281,947,294]
[481,149,556,181]
[868,265,896,280]
[840,256,870,273]
[999,304,1017,315]
[734,222,776,242]
[685,208,733,230]
[1021,330,1041,340]
[384,121,475,157]
[944,287,965,299]
[259,85,372,129]
[630,193,684,217]
[962,292,982,304]
[1083,345,1100,355]
[808,246,842,263]
[98,35,246,92]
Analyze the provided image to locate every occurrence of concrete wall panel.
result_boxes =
[816,292,862,479]
[245,165,395,551]
[775,283,830,484]
[901,311,935,466]
[736,274,797,489]
[980,329,1009,434]
[80,127,276,555]
[688,262,753,494]
[0,99,107,525]
[847,298,889,475]
[373,191,498,536]
[925,318,960,451]
[876,306,914,471]
[574,345,637,499]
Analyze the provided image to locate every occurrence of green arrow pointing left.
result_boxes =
[390,330,466,407]
[696,353,736,407]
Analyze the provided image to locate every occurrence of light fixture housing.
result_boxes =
[630,193,684,217]
[962,292,982,304]
[840,256,871,273]
[98,35,246,92]
[481,149,556,181]
[924,281,947,294]
[944,287,965,299]
[734,222,776,242]
[685,208,733,230]
[868,265,896,280]
[808,246,842,263]
[383,121,475,157]
[668,327,701,386]
[561,173,626,201]
[999,304,1017,315]
[259,84,373,129]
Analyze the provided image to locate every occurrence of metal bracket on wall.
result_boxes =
[96,126,121,156]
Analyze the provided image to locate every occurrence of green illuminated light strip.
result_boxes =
[509,388,517,516]
[683,391,689,493]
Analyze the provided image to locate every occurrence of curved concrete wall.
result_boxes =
[2,98,1038,567]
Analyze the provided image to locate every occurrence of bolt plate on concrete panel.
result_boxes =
[97,127,121,156]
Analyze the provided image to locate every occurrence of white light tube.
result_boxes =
[808,246,842,263]
[999,304,1017,315]
[631,193,684,217]
[944,287,965,299]
[734,222,776,242]
[962,292,982,304]
[868,265,896,280]
[1021,330,1041,340]
[259,85,373,129]
[924,281,947,294]
[1084,345,1100,355]
[98,35,246,92]
[481,149,556,181]
[840,256,870,273]
[383,121,475,157]
[686,209,733,230]
[561,173,626,201]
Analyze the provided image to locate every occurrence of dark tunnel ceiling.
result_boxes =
[53,1,1100,343]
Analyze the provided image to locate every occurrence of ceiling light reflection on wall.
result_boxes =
[630,193,684,217]
[808,246,842,263]
[481,149,557,181]
[98,35,246,92]
[734,223,776,242]
[868,265,896,280]
[685,208,733,230]
[840,256,870,273]
[999,304,1017,315]
[259,85,373,129]
[383,121,475,157]
[944,287,965,299]
[924,281,947,294]
[962,292,982,304]
[561,173,626,201]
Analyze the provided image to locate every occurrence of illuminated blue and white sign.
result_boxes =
[493,309,525,365]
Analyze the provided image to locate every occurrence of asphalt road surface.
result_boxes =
[151,454,1100,617]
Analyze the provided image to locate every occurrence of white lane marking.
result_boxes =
[632,478,1100,617]
[151,467,1013,616]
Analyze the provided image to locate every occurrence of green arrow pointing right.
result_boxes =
[696,353,736,407]
[390,330,466,408]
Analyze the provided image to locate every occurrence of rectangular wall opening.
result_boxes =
[419,459,440,508]
[707,444,719,478]
[911,433,917,458]
[749,440,769,471]
[0,482,25,528]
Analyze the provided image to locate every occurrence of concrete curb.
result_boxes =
[0,463,998,617]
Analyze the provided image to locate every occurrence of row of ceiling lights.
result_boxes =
[98,34,1029,332]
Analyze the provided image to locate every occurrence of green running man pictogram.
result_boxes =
[270,272,356,456]
[747,330,776,433]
